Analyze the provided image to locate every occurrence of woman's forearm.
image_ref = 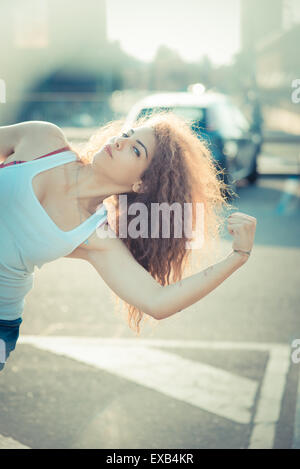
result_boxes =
[153,251,248,320]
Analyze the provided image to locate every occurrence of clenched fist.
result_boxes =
[227,212,257,259]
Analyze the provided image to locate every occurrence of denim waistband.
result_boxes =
[0,317,23,327]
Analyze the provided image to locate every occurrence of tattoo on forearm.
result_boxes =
[203,266,213,277]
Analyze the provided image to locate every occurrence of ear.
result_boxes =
[132,180,143,193]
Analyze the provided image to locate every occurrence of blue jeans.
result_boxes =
[0,317,22,371]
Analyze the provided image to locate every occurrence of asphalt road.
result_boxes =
[0,154,300,450]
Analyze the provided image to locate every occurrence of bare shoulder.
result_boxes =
[5,121,70,164]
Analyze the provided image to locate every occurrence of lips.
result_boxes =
[105,145,112,158]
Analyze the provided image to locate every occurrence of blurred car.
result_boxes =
[124,91,262,195]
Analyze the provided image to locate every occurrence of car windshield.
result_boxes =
[137,106,206,128]
[211,102,250,137]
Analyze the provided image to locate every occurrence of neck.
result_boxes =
[66,160,133,214]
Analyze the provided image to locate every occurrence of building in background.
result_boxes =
[256,24,300,97]
[0,0,125,126]
[241,0,283,51]
[239,0,300,133]
[241,0,300,97]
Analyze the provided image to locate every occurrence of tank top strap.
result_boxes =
[34,146,71,159]
[28,148,78,176]
[71,203,109,246]
[0,146,73,170]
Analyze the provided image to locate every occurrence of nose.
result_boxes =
[114,135,127,150]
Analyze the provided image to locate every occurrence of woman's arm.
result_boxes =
[86,215,254,320]
[0,121,68,160]
[86,232,161,317]
[151,251,246,319]
[0,124,21,159]
[88,244,246,320]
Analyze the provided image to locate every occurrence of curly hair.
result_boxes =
[71,111,236,334]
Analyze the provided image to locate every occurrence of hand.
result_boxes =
[227,212,257,259]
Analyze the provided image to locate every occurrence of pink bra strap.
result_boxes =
[0,146,71,169]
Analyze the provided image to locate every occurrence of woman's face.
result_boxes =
[93,126,156,191]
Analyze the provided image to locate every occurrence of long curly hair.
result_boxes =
[71,111,235,334]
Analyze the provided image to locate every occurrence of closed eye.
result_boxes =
[121,132,141,157]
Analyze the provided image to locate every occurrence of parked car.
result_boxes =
[124,91,262,195]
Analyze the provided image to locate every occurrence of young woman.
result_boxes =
[0,114,256,371]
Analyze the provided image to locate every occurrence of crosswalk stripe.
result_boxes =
[18,336,291,448]
[25,339,257,424]
[248,347,291,449]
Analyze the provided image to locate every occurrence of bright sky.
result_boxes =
[106,0,241,65]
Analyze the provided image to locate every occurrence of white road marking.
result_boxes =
[0,434,30,449]
[19,335,290,449]
[20,336,257,424]
[248,347,291,449]
[19,335,290,352]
